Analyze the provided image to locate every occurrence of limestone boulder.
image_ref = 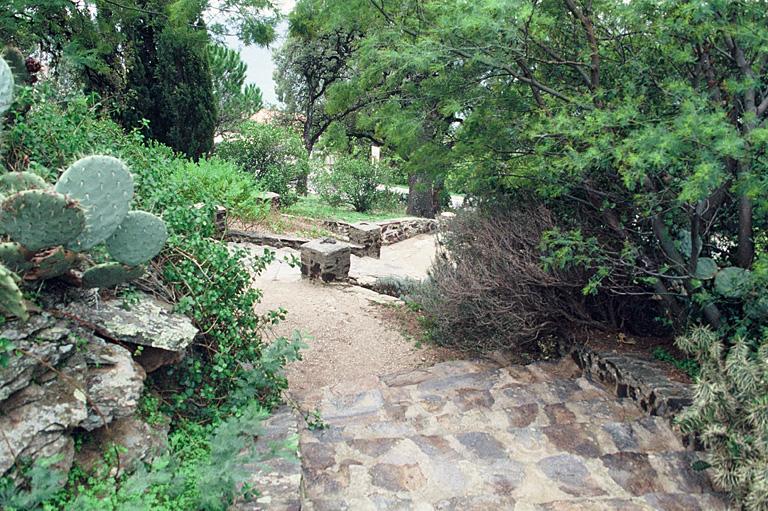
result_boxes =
[80,338,146,431]
[0,315,76,401]
[0,351,88,474]
[63,293,198,372]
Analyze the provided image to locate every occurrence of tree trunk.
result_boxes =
[407,173,439,218]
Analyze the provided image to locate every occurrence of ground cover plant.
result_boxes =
[0,47,302,509]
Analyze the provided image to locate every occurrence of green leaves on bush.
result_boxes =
[216,121,308,204]
[314,155,390,212]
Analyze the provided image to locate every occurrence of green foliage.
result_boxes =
[163,157,268,220]
[0,456,64,510]
[651,347,699,379]
[216,121,308,203]
[0,153,167,318]
[208,44,263,137]
[150,27,216,160]
[315,155,390,212]
[283,194,403,223]
[677,328,768,510]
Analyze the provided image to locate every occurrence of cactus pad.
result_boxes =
[55,155,134,251]
[0,55,13,117]
[0,242,32,272]
[81,262,145,289]
[0,264,27,320]
[25,247,78,280]
[693,258,717,280]
[0,190,86,251]
[0,172,48,195]
[714,266,752,298]
[106,211,167,265]
[2,47,29,85]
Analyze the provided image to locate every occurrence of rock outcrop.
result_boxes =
[0,290,196,483]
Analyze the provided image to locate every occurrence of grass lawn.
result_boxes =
[284,194,406,223]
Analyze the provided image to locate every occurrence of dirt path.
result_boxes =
[234,235,456,402]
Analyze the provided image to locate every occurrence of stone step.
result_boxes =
[295,357,728,510]
[300,430,723,509]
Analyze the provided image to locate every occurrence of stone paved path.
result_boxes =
[297,357,728,510]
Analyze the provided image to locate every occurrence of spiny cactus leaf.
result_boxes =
[24,247,79,280]
[2,47,29,85]
[693,258,718,280]
[0,242,32,272]
[0,55,13,117]
[55,155,134,251]
[106,211,167,266]
[0,263,27,320]
[0,172,47,195]
[714,266,752,298]
[0,190,86,251]
[81,262,145,289]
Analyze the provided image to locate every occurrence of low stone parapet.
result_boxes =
[348,222,382,258]
[227,230,310,250]
[300,238,351,282]
[377,217,438,245]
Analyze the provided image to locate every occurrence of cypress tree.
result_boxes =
[152,26,216,160]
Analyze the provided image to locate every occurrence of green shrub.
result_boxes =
[676,328,768,510]
[164,157,267,220]
[315,155,390,212]
[215,121,308,204]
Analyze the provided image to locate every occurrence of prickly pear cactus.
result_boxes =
[693,257,718,280]
[0,190,86,251]
[0,242,32,272]
[0,172,47,195]
[0,54,13,117]
[82,263,145,289]
[2,47,29,85]
[55,155,134,251]
[106,211,168,266]
[715,266,752,298]
[0,264,27,320]
[25,247,79,280]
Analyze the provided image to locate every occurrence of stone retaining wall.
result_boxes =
[571,346,693,421]
[322,217,438,246]
[227,230,310,250]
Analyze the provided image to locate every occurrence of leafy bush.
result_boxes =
[216,121,308,204]
[164,157,267,220]
[676,328,768,510]
[414,204,593,353]
[315,155,389,212]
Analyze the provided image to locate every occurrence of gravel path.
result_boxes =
[233,235,456,402]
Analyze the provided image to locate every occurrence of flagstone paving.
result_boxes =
[296,357,729,510]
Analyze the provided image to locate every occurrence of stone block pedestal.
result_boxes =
[300,238,351,282]
[349,222,382,258]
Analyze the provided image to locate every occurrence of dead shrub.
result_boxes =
[414,203,594,354]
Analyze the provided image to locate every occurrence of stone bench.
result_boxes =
[300,238,351,282]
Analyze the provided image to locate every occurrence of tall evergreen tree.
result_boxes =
[151,25,216,159]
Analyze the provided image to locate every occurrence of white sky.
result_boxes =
[223,0,296,107]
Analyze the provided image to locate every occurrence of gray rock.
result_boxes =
[75,416,168,477]
[80,338,146,431]
[62,293,198,352]
[0,352,88,474]
[0,316,76,401]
